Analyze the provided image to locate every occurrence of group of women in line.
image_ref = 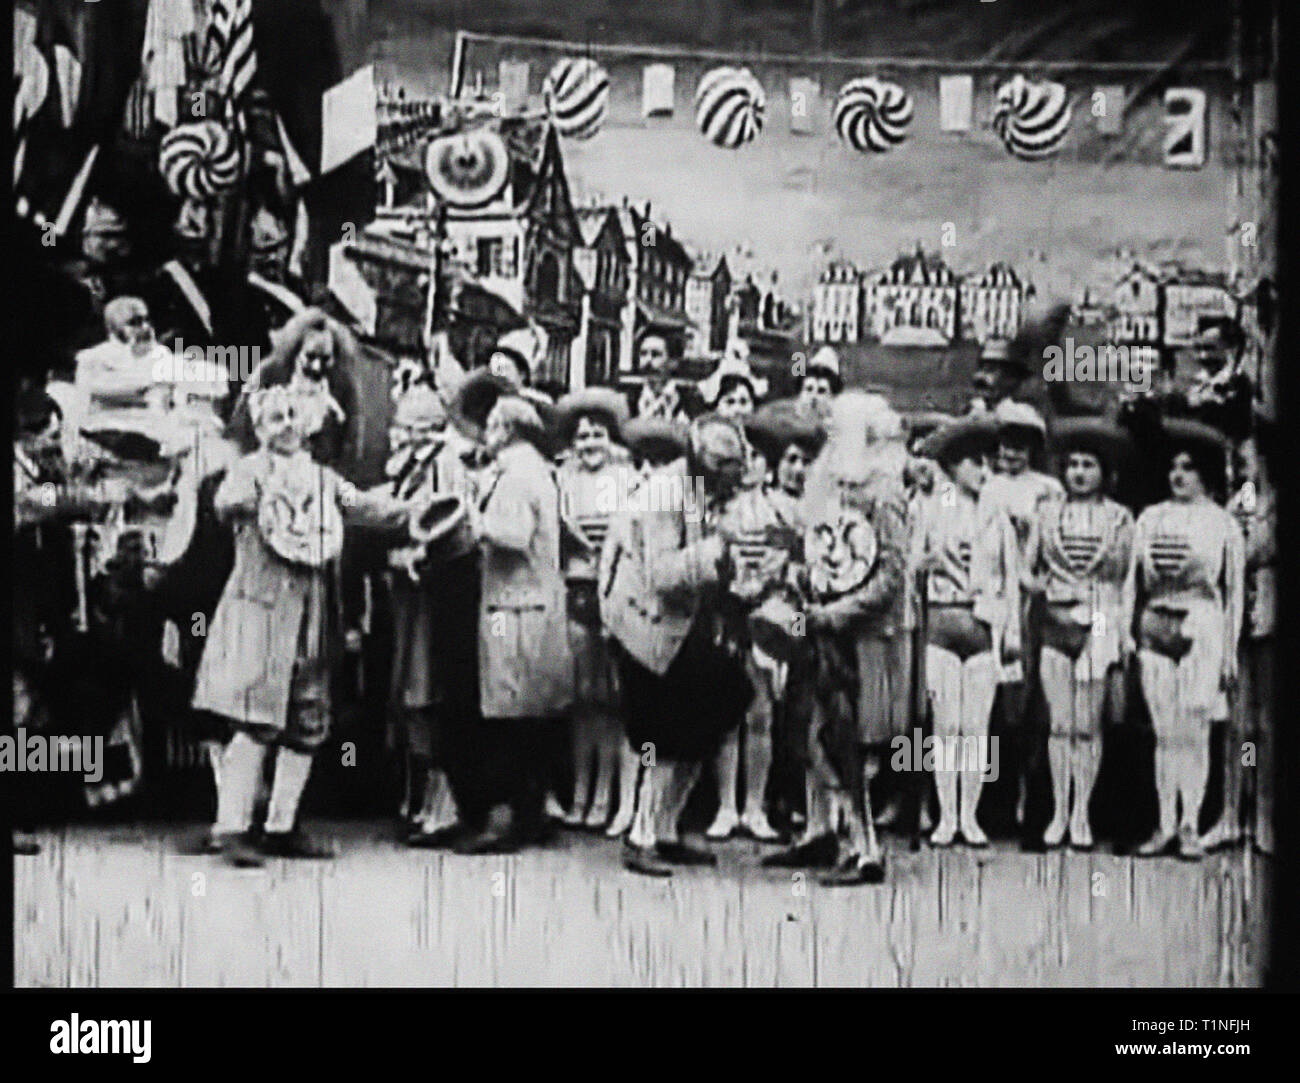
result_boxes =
[14,304,1274,873]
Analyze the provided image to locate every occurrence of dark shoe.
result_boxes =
[656,840,718,866]
[1134,830,1177,857]
[259,829,335,859]
[453,824,518,855]
[513,815,556,847]
[818,854,886,886]
[213,831,265,868]
[622,842,673,877]
[760,832,838,869]
[404,822,469,849]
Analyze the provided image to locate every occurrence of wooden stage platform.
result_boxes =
[14,822,1268,988]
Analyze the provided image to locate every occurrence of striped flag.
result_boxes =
[206,0,258,105]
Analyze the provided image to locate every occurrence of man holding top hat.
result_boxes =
[453,385,573,855]
[382,380,480,848]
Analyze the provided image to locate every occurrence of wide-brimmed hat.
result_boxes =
[1160,417,1231,489]
[447,367,515,441]
[624,416,688,464]
[1051,416,1132,471]
[744,399,826,466]
[79,426,165,462]
[903,410,957,443]
[918,413,999,464]
[555,386,630,445]
[1161,417,1231,458]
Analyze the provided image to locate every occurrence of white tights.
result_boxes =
[926,645,998,836]
[213,732,314,836]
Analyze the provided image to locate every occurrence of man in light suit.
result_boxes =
[600,415,753,876]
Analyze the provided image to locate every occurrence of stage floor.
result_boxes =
[14,821,1268,988]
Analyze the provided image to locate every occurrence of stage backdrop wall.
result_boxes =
[380,36,1240,314]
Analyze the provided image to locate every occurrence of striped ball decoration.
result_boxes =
[833,77,913,153]
[694,66,765,149]
[543,56,610,140]
[159,120,242,199]
[992,75,1072,160]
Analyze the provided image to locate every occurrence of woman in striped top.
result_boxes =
[1026,419,1134,850]
[555,389,638,834]
[1123,421,1244,860]
[912,415,1020,847]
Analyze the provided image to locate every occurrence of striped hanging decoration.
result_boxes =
[205,0,257,107]
[993,75,1072,160]
[694,66,765,150]
[543,56,610,140]
[833,76,914,153]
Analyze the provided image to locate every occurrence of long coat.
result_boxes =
[191,450,405,731]
[599,458,726,676]
[476,440,572,719]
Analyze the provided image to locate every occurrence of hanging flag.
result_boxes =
[939,74,973,132]
[321,65,377,174]
[498,60,530,113]
[1252,81,1275,167]
[141,0,194,128]
[206,0,258,106]
[789,77,818,134]
[1163,87,1206,169]
[1093,85,1124,135]
[643,63,675,117]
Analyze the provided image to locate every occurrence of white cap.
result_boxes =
[993,398,1046,435]
[808,345,841,377]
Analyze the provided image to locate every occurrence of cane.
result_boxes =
[908,568,930,852]
[71,522,91,634]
